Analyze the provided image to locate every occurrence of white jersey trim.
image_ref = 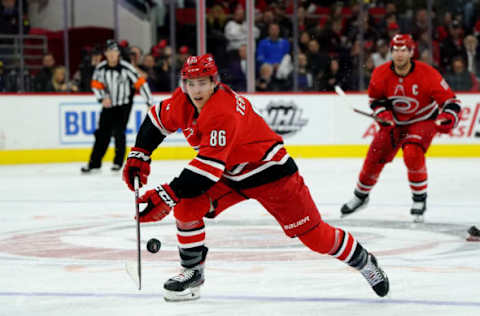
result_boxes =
[185,165,220,182]
[148,106,173,136]
[223,154,290,182]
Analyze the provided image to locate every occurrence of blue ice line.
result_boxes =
[0,292,479,307]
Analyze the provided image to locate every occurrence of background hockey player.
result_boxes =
[122,54,389,301]
[341,34,462,222]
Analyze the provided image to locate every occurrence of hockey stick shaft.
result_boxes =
[334,85,390,125]
[134,176,142,290]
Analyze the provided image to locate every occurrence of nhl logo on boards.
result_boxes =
[260,101,308,137]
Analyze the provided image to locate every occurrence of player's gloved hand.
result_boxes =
[137,184,179,223]
[122,147,151,191]
[435,111,456,133]
[375,110,395,128]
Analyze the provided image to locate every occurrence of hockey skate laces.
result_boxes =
[172,269,195,282]
[361,261,384,286]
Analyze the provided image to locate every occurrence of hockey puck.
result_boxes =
[146,238,161,253]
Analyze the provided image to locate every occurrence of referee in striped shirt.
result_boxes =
[81,40,153,173]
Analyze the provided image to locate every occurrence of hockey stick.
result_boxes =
[334,85,396,147]
[126,176,142,290]
[334,85,392,126]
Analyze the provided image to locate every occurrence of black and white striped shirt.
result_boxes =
[91,60,153,107]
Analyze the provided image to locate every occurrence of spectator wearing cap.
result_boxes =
[256,23,290,71]
[371,39,391,67]
[33,53,56,92]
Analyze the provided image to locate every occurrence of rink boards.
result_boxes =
[0,93,479,164]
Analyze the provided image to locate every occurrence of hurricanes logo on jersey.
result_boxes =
[260,101,308,137]
[391,84,420,114]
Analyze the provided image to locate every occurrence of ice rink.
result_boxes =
[0,158,479,316]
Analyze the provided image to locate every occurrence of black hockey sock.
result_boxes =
[347,243,368,270]
[412,193,427,202]
[354,190,369,200]
[179,246,209,269]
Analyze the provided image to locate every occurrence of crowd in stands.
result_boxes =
[2,0,480,93]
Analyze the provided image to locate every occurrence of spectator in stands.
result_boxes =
[444,56,475,91]
[363,54,375,88]
[177,45,190,71]
[257,8,275,40]
[73,47,103,92]
[371,39,391,67]
[294,52,313,91]
[410,8,429,40]
[46,66,78,92]
[317,58,346,92]
[156,45,173,92]
[224,5,259,60]
[257,23,290,71]
[0,61,5,91]
[440,19,465,72]
[306,39,330,85]
[386,21,400,40]
[419,49,438,69]
[0,0,30,35]
[463,34,480,79]
[226,44,247,92]
[33,53,55,92]
[256,63,280,92]
[207,4,228,69]
[141,53,158,92]
[129,45,146,78]
[298,31,311,54]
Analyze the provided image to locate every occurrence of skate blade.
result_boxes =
[412,215,424,223]
[466,236,480,242]
[163,286,201,302]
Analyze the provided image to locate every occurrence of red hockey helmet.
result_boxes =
[390,34,415,50]
[181,54,218,80]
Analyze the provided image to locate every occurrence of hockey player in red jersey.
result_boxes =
[341,34,462,222]
[122,54,389,301]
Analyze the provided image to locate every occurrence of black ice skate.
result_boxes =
[163,265,205,302]
[341,193,369,218]
[466,225,480,242]
[359,253,389,297]
[410,194,427,223]
[80,165,100,174]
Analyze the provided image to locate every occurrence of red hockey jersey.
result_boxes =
[148,84,296,189]
[369,60,460,124]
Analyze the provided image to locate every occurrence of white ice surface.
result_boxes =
[0,158,479,316]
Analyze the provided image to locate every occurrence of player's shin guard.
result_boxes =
[164,220,208,302]
[404,143,428,221]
